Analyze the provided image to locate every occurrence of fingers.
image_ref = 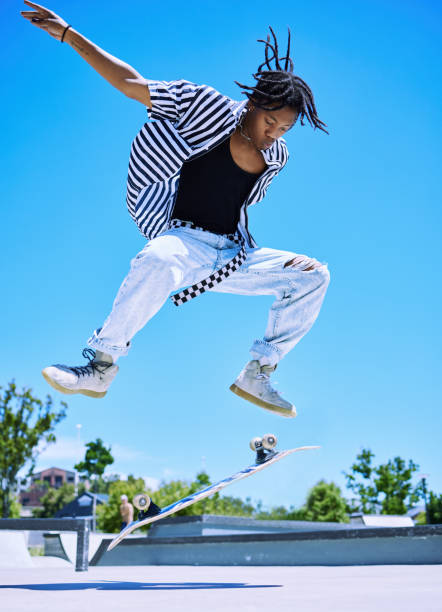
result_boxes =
[21,12,51,33]
[21,11,48,21]
[22,1,52,19]
[21,13,45,21]
[23,0,50,12]
[21,10,55,27]
[21,13,45,24]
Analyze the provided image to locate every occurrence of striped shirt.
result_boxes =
[126,79,289,247]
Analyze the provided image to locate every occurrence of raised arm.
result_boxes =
[20,1,151,107]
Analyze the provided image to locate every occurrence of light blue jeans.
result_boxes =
[88,226,330,365]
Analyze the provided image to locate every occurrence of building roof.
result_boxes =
[32,467,76,477]
[55,492,108,518]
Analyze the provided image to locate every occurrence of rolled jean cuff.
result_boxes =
[87,329,131,360]
[249,339,282,367]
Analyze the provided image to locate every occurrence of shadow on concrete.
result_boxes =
[0,581,282,591]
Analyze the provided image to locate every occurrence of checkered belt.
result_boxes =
[168,219,247,306]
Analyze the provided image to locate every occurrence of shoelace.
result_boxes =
[256,372,282,397]
[70,348,112,378]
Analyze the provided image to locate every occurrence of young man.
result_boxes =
[22,2,330,418]
[119,494,134,531]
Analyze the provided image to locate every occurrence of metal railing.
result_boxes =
[0,518,90,571]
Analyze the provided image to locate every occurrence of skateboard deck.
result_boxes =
[107,444,319,552]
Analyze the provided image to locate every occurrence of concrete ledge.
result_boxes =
[92,524,442,567]
[149,514,356,538]
[0,518,91,571]
[0,518,90,531]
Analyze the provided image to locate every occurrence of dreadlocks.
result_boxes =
[235,27,328,134]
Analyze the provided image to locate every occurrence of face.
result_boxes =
[245,104,298,151]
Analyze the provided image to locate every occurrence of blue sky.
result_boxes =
[2,0,441,510]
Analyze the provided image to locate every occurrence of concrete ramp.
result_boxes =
[61,533,105,563]
[44,532,109,563]
[0,531,34,568]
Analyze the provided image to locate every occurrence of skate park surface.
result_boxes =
[1,565,441,612]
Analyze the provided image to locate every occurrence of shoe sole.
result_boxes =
[229,384,296,418]
[41,370,107,399]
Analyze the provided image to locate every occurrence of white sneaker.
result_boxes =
[42,348,119,398]
[230,360,296,418]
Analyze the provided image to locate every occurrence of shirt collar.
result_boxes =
[261,143,284,167]
[231,99,248,118]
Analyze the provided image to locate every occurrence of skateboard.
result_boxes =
[107,434,320,551]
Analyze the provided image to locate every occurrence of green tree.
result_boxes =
[414,511,427,525]
[254,504,292,520]
[9,497,22,518]
[344,448,421,514]
[202,493,255,517]
[344,449,378,513]
[0,381,66,518]
[91,474,120,494]
[3,495,22,518]
[32,482,76,518]
[289,480,349,523]
[74,438,114,492]
[375,457,420,514]
[427,492,442,524]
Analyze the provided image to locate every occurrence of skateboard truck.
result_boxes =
[250,433,278,464]
[132,493,162,521]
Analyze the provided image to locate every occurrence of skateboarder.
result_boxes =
[22,2,330,417]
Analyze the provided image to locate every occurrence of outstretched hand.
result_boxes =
[20,0,151,106]
[21,0,69,41]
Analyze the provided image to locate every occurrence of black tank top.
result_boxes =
[172,137,262,235]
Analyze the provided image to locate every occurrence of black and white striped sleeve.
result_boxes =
[146,79,203,122]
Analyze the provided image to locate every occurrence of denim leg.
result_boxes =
[212,246,330,366]
[87,230,217,359]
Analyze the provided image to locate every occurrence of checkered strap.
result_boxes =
[169,219,246,306]
[168,219,242,245]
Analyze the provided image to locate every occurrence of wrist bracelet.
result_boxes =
[60,24,72,43]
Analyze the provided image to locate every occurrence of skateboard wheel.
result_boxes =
[133,493,151,511]
[249,436,263,451]
[262,433,277,450]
